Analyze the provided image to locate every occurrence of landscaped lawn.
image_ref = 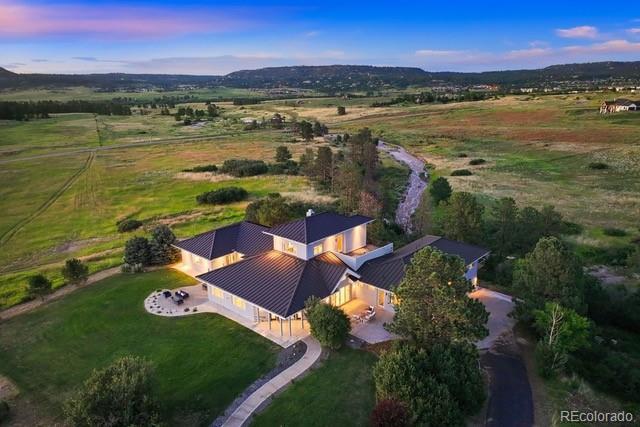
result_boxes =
[0,269,279,426]
[251,348,378,427]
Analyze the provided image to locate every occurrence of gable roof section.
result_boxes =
[197,250,348,317]
[266,212,373,244]
[358,235,489,291]
[173,221,272,260]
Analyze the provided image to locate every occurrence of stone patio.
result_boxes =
[342,299,399,344]
[144,284,208,316]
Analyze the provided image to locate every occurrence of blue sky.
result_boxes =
[1,0,639,74]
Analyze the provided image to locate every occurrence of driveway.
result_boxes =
[471,288,534,427]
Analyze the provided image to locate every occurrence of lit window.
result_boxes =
[213,287,224,299]
[232,296,245,309]
[313,244,323,256]
[282,241,295,254]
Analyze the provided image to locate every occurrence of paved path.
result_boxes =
[221,336,322,427]
[378,140,427,233]
[471,287,534,427]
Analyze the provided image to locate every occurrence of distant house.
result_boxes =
[600,99,638,114]
[173,211,489,342]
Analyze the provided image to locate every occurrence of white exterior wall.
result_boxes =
[180,250,242,276]
[353,281,396,313]
[465,261,479,287]
[272,224,368,260]
[207,284,257,321]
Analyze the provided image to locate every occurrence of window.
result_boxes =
[232,296,245,309]
[313,243,323,256]
[224,252,238,266]
[334,234,344,252]
[282,240,295,254]
[213,287,224,299]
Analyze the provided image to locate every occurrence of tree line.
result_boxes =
[0,100,132,120]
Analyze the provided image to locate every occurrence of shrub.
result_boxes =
[117,218,143,233]
[304,297,350,350]
[0,400,9,423]
[457,153,468,158]
[602,227,627,237]
[123,237,152,267]
[196,187,248,204]
[121,263,144,273]
[62,258,89,286]
[469,158,486,165]
[220,159,268,177]
[183,164,217,172]
[450,169,473,176]
[64,356,160,427]
[588,162,608,170]
[429,177,452,204]
[370,399,408,427]
[267,160,299,175]
[337,106,346,116]
[28,274,52,301]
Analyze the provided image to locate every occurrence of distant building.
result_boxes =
[600,99,639,114]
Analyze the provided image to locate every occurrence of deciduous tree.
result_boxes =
[62,258,89,286]
[439,192,484,244]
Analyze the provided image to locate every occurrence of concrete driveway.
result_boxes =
[470,287,515,350]
[471,287,534,427]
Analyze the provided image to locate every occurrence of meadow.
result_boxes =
[1,89,639,308]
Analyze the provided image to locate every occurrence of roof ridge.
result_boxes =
[208,231,217,259]
[282,258,310,317]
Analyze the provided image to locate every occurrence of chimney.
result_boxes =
[306,209,315,217]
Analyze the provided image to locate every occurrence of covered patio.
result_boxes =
[341,299,399,344]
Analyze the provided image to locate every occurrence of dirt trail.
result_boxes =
[0,151,95,248]
[378,140,427,233]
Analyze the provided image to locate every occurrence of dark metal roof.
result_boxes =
[197,251,348,317]
[358,235,490,291]
[266,212,373,244]
[173,221,272,260]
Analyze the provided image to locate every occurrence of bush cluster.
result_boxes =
[450,169,473,176]
[220,159,268,177]
[117,218,143,233]
[196,187,248,204]
[469,158,486,165]
[602,227,627,237]
[183,164,218,172]
[588,162,609,170]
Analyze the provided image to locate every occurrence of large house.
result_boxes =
[173,211,489,340]
[600,99,638,114]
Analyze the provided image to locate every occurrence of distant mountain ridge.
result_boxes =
[1,61,639,91]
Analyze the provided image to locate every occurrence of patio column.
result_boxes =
[289,318,292,336]
[301,312,304,329]
[268,313,272,330]
[279,317,283,336]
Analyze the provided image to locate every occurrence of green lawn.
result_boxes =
[251,348,377,427]
[0,269,278,426]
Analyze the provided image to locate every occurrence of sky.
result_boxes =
[1,0,640,75]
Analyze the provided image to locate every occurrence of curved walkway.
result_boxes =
[221,336,322,427]
[378,140,427,233]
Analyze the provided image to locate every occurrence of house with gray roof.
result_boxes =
[173,211,489,343]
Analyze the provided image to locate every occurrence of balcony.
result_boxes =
[333,243,394,270]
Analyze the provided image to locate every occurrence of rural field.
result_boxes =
[1,91,639,307]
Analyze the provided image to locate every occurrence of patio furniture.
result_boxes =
[364,309,376,322]
[171,296,184,305]
[176,290,190,299]
[162,290,172,298]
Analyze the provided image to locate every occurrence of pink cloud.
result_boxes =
[0,1,255,39]
[504,47,553,59]
[563,39,640,54]
[556,25,599,39]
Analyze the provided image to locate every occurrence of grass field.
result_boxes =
[0,269,278,425]
[251,348,377,427]
[1,90,638,309]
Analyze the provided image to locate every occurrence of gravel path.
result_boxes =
[378,140,427,233]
